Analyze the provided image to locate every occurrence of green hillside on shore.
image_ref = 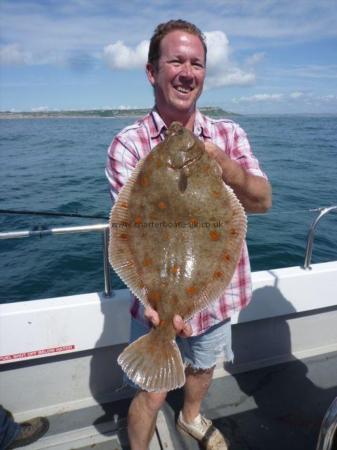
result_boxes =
[0,107,239,119]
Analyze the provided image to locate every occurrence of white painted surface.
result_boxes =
[1,261,337,363]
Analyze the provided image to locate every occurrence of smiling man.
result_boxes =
[106,19,271,450]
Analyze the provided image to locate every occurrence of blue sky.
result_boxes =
[0,0,336,114]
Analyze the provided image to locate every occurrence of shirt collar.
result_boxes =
[149,109,167,139]
[148,107,212,140]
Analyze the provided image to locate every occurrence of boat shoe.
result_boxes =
[177,411,229,450]
[7,417,49,449]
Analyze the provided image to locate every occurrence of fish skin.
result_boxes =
[109,122,247,391]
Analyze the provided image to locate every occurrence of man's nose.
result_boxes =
[180,62,193,78]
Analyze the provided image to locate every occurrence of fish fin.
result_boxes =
[108,158,147,302]
[187,184,247,317]
[118,328,185,392]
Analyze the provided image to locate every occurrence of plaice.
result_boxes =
[108,121,247,391]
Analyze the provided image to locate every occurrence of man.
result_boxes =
[106,19,271,450]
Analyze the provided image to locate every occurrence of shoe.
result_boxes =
[177,411,229,450]
[7,417,49,449]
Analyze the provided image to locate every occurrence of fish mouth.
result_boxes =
[169,153,202,170]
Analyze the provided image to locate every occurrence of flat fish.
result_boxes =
[109,122,247,392]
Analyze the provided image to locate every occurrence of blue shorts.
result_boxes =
[129,317,233,372]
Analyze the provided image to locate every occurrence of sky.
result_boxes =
[0,0,336,114]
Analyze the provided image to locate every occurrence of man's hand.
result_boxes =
[204,140,272,213]
[144,306,193,337]
[204,141,230,168]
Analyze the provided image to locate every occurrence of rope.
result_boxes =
[0,209,109,220]
[0,206,335,220]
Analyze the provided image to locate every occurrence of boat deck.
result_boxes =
[23,350,337,450]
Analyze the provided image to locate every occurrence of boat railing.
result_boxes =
[0,205,336,296]
[303,205,337,270]
[0,223,112,297]
[316,396,337,450]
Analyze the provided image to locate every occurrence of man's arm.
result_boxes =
[205,141,272,213]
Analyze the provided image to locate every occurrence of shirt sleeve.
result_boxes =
[230,123,268,179]
[105,134,140,202]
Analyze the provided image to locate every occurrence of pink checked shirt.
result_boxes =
[106,109,267,336]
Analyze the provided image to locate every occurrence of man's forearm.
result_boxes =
[204,141,272,214]
[222,159,272,213]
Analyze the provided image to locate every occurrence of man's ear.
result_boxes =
[146,63,156,86]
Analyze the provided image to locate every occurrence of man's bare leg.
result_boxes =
[128,390,167,450]
[181,366,215,422]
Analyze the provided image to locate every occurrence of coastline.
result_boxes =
[0,107,238,120]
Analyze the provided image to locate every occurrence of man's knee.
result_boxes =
[137,390,167,414]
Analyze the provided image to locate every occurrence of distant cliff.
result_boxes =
[0,107,239,119]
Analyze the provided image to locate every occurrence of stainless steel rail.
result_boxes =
[0,223,113,297]
[316,396,337,450]
[1,204,336,295]
[303,206,337,270]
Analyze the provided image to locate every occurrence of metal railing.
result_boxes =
[303,206,337,270]
[316,396,337,450]
[0,223,112,297]
[0,205,336,296]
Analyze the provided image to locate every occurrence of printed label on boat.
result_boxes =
[0,345,75,361]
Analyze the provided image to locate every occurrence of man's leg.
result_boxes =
[181,366,215,422]
[0,407,20,450]
[128,390,167,450]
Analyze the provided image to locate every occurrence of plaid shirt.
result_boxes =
[106,109,267,336]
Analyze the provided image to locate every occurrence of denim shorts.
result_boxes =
[129,317,233,371]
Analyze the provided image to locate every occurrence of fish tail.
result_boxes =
[117,328,185,392]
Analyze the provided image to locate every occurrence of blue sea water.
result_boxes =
[0,115,336,303]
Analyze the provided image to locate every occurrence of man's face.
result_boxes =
[146,30,206,120]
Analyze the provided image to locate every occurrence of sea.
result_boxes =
[0,114,336,304]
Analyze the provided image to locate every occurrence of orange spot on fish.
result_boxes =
[148,291,161,304]
[134,216,142,225]
[120,202,128,208]
[230,228,238,236]
[213,271,224,279]
[143,257,153,267]
[190,218,198,226]
[223,252,231,262]
[171,265,180,274]
[139,175,150,187]
[209,230,220,241]
[119,233,128,240]
[158,201,167,209]
[186,286,198,296]
[212,191,221,198]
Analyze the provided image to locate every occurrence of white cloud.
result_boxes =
[0,43,32,65]
[290,91,305,99]
[206,68,255,89]
[204,31,230,68]
[233,94,284,103]
[245,52,265,66]
[103,40,149,69]
[31,106,50,112]
[204,31,256,88]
